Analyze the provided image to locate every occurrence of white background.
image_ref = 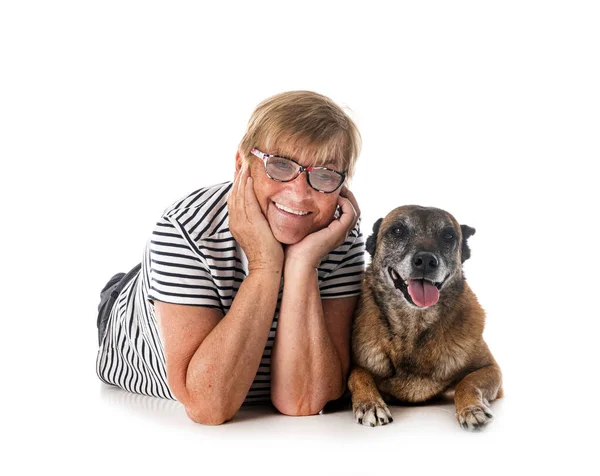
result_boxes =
[1,1,598,474]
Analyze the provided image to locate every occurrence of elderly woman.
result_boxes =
[96,91,364,425]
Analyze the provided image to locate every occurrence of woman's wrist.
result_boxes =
[246,245,284,274]
[248,258,284,276]
[283,256,319,278]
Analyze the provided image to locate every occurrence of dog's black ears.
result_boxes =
[366,218,383,257]
[460,225,476,263]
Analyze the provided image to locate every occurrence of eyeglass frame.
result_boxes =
[250,148,346,194]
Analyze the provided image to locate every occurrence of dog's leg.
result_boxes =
[454,364,503,431]
[348,366,393,427]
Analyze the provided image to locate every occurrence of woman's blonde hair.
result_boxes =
[238,91,361,180]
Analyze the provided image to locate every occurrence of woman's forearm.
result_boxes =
[184,268,281,422]
[271,262,345,415]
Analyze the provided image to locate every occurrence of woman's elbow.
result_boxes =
[271,393,329,417]
[184,400,237,425]
[273,400,322,417]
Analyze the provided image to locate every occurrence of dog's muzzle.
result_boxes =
[388,267,445,308]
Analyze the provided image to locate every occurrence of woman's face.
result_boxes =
[240,144,343,245]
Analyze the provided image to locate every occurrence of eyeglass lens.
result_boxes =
[266,156,342,192]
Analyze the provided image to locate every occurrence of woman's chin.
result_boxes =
[267,209,312,245]
[266,207,335,245]
[269,217,333,245]
[272,228,306,245]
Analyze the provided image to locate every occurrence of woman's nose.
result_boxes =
[287,169,312,194]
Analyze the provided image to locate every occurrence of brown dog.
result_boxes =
[348,206,503,430]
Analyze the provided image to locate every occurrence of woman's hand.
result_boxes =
[284,186,360,269]
[228,165,284,273]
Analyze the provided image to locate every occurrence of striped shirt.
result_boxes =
[96,181,366,404]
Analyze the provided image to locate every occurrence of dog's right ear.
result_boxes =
[366,218,383,257]
[460,225,476,263]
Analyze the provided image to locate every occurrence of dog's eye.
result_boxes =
[392,225,406,236]
[443,232,455,242]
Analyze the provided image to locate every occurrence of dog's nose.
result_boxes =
[413,252,439,272]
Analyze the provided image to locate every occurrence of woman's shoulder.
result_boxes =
[161,181,233,218]
[150,181,234,245]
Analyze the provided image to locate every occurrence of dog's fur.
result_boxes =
[348,206,503,430]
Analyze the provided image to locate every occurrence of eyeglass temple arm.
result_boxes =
[250,148,266,161]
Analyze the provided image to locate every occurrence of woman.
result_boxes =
[96,91,364,425]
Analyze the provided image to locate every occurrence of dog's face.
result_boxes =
[366,206,475,309]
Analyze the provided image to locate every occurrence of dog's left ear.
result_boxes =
[366,218,383,257]
[460,225,476,263]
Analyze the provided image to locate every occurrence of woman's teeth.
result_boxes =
[274,202,309,216]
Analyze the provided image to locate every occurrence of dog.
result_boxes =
[348,206,503,431]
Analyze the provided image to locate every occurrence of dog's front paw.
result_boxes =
[353,400,393,427]
[456,403,494,431]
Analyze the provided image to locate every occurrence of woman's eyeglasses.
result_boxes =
[251,148,345,193]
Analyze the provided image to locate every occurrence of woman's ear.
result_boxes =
[235,151,243,176]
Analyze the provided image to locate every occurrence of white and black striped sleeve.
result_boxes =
[147,217,222,310]
[318,221,366,299]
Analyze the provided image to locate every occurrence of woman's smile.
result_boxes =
[273,201,312,217]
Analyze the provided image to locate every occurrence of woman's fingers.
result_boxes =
[234,165,250,215]
[337,195,358,231]
[229,162,244,201]
[228,164,251,243]
[340,186,361,220]
[244,176,264,223]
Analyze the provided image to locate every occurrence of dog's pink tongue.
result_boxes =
[407,280,439,307]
